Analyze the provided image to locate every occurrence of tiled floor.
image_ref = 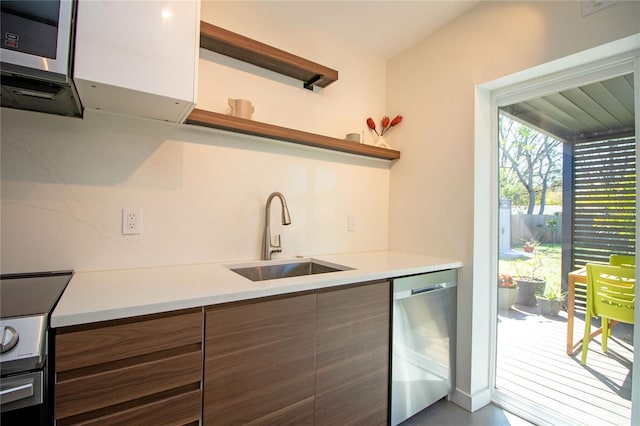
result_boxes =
[400,399,532,426]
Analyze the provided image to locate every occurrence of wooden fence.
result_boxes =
[510,214,562,245]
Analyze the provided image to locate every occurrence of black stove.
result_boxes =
[0,270,72,425]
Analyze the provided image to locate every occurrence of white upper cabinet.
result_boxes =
[74,0,200,122]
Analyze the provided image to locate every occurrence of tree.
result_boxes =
[499,115,562,214]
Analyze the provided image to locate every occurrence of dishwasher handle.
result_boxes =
[394,281,455,300]
[393,270,457,300]
[411,283,446,295]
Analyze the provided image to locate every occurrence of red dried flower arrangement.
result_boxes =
[366,115,403,136]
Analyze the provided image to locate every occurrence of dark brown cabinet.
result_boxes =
[315,281,390,425]
[203,292,317,424]
[54,309,203,425]
[203,280,390,425]
[54,280,391,425]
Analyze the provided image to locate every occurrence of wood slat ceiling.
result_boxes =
[501,74,635,143]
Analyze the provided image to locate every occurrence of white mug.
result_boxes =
[228,98,254,119]
[345,133,360,142]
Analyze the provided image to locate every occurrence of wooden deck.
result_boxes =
[496,305,633,425]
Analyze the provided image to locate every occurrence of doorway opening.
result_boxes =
[493,71,636,425]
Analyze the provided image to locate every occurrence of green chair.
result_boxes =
[601,255,635,335]
[609,254,636,268]
[581,263,635,365]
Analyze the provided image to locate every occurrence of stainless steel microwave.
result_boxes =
[0,0,82,117]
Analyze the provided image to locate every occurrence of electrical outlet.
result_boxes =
[122,208,141,235]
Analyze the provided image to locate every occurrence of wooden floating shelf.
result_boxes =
[186,109,401,161]
[199,21,338,90]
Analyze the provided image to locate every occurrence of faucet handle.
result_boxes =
[272,234,282,252]
[268,235,282,259]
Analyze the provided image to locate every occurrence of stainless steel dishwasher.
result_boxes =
[391,269,457,425]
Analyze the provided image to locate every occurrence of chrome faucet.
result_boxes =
[262,192,292,260]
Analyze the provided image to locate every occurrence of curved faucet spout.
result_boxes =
[262,192,292,260]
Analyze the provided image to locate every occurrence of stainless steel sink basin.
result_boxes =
[228,259,352,282]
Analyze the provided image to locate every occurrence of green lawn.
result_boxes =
[499,244,561,295]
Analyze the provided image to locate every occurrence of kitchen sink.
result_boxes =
[227,259,352,282]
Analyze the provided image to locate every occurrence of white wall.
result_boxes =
[386,0,640,410]
[1,109,389,273]
[0,1,390,274]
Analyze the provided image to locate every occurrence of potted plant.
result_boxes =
[513,256,545,306]
[522,238,540,253]
[536,287,566,316]
[498,274,517,310]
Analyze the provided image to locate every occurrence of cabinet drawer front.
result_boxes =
[65,389,202,426]
[56,311,203,371]
[56,351,202,420]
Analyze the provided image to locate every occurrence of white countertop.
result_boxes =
[51,250,463,328]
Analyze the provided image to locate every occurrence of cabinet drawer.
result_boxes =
[56,350,202,420]
[56,310,203,371]
[65,389,201,426]
[55,309,203,424]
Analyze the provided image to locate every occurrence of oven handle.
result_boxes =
[0,381,34,404]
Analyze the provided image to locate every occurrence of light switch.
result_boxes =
[582,1,615,17]
[347,214,356,232]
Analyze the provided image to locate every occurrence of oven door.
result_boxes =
[1,371,43,411]
[1,371,44,425]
